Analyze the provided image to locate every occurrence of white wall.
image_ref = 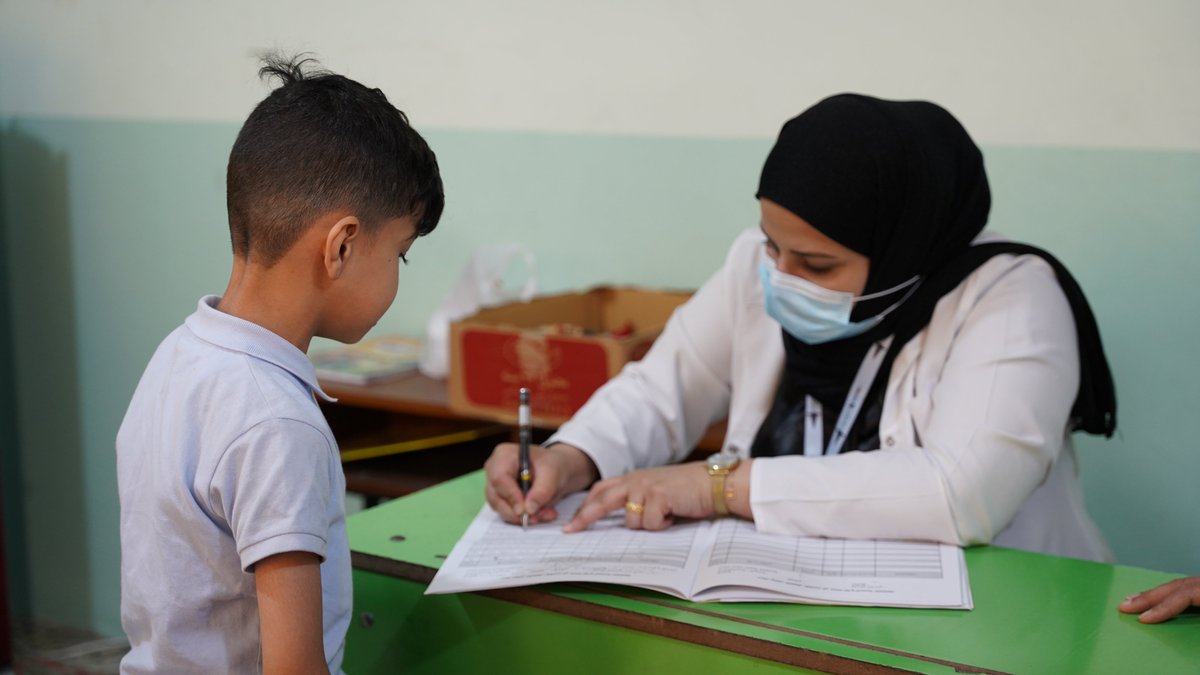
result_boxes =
[2,0,1198,149]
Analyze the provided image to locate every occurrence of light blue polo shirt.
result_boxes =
[117,295,350,674]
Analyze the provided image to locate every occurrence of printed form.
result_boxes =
[427,492,972,609]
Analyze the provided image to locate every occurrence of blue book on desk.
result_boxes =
[311,336,422,386]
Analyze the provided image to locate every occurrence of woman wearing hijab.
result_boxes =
[483,94,1117,561]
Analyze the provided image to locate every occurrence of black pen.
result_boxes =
[517,387,532,529]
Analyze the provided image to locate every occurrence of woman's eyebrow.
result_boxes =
[759,225,838,259]
[793,251,837,260]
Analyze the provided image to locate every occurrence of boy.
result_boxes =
[116,54,443,674]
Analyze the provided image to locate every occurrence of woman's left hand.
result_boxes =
[564,462,713,532]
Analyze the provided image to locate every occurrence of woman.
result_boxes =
[484,93,1117,561]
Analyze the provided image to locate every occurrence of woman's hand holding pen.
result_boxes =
[484,442,598,525]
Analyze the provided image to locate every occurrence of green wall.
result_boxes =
[2,117,1197,635]
[0,136,28,621]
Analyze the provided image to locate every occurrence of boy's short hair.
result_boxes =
[226,54,443,265]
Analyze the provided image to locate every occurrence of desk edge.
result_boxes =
[349,551,1006,675]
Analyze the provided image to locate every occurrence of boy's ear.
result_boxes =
[323,216,362,279]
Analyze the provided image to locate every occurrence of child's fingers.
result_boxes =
[1138,590,1198,624]
[1119,577,1200,622]
[1119,592,1154,613]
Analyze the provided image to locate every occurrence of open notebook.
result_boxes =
[427,492,972,609]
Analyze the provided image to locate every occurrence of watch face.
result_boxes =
[707,450,739,469]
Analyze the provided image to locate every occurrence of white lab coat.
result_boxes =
[551,228,1112,561]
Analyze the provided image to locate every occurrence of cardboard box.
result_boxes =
[448,286,692,426]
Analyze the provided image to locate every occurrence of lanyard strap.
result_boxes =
[802,334,895,457]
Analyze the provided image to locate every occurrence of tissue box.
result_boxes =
[447,286,691,426]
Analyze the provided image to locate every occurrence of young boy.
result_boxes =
[116,55,443,674]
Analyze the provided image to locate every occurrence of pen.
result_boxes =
[518,387,532,529]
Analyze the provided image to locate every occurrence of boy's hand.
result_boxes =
[1119,576,1200,623]
[255,551,329,674]
[484,441,598,525]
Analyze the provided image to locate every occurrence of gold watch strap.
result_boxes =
[711,470,730,516]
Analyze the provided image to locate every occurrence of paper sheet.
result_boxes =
[426,492,706,597]
[426,492,971,609]
[692,518,972,607]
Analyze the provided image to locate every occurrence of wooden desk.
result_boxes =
[321,372,467,422]
[343,471,1199,674]
[321,373,727,501]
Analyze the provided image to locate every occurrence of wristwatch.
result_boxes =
[706,450,741,516]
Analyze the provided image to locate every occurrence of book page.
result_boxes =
[426,492,971,609]
[426,492,711,598]
[690,519,972,608]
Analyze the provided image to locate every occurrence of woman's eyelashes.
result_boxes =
[399,252,409,265]
[801,260,836,275]
[763,240,837,276]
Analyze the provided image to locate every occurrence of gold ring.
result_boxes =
[624,501,644,514]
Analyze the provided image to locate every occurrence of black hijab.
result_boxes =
[750,94,1115,458]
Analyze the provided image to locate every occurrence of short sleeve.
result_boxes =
[208,419,339,571]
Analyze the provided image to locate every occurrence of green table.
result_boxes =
[345,471,1198,674]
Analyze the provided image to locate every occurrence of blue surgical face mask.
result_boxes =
[759,262,919,344]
